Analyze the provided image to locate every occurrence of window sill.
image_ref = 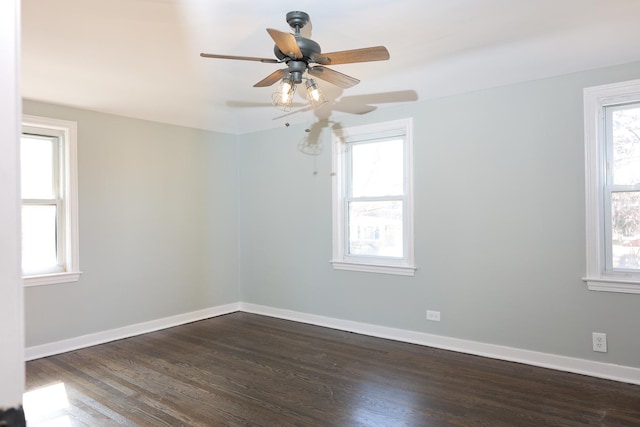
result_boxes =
[331,260,416,276]
[24,271,82,287]
[583,276,640,294]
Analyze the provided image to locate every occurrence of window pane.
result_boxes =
[21,136,56,199]
[611,105,640,185]
[22,205,58,273]
[351,139,403,197]
[349,201,403,257]
[611,191,640,270]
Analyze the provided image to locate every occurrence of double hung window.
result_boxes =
[584,80,640,293]
[21,115,80,286]
[331,118,415,276]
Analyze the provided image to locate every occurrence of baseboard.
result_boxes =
[239,302,640,386]
[24,302,241,361]
[25,301,640,386]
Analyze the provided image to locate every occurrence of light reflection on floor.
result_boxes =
[23,382,72,427]
[349,380,420,426]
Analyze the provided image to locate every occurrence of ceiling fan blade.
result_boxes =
[313,46,390,65]
[308,66,360,88]
[253,68,289,87]
[200,53,279,63]
[266,28,303,59]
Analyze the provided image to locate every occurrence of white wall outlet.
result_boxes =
[592,332,607,353]
[426,310,441,322]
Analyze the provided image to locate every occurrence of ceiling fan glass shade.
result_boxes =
[272,76,296,111]
[305,79,327,109]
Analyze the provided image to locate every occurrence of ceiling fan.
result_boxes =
[200,11,389,110]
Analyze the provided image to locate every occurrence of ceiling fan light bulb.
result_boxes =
[305,79,327,108]
[281,79,293,95]
[272,77,297,111]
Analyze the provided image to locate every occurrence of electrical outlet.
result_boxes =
[426,310,441,322]
[592,332,607,353]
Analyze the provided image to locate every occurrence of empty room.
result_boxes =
[2,0,640,425]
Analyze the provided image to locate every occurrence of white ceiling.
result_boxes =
[21,0,640,135]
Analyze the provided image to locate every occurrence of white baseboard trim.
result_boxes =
[25,301,640,386]
[239,302,640,386]
[24,303,241,361]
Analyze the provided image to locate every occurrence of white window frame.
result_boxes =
[331,118,415,276]
[21,115,81,286]
[583,79,640,294]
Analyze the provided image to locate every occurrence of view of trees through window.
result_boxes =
[609,104,640,270]
[348,139,404,258]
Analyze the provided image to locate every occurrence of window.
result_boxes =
[21,115,80,286]
[584,80,640,293]
[331,118,415,276]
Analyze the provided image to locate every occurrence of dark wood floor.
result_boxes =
[25,312,640,426]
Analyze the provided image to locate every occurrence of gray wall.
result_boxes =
[238,60,640,368]
[23,60,640,370]
[23,100,240,347]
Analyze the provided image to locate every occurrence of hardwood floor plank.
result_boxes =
[25,312,640,426]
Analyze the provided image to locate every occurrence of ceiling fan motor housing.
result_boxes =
[273,32,321,83]
[274,10,321,83]
[273,37,321,62]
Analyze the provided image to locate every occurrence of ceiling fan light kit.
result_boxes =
[200,11,389,112]
[272,75,297,111]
